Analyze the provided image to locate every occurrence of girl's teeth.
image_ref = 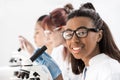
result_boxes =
[73,47,80,50]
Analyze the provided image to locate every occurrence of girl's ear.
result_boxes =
[97,30,103,43]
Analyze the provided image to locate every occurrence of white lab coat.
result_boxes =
[81,53,120,80]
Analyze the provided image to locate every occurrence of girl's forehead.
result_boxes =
[66,17,94,29]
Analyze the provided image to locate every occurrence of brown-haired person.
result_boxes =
[62,2,120,80]
[41,3,82,80]
[19,15,63,80]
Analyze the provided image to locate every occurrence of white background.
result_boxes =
[0,0,120,67]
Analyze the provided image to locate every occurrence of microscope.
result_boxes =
[9,45,53,80]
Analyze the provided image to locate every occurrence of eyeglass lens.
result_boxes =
[62,26,99,40]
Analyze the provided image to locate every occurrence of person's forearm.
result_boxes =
[34,49,62,80]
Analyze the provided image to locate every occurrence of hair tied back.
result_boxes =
[80,2,96,11]
[64,3,74,13]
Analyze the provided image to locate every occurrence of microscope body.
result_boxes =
[9,46,53,80]
[19,60,53,80]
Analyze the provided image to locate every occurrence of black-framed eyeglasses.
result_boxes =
[62,26,100,40]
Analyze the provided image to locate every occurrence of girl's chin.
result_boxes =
[73,55,81,59]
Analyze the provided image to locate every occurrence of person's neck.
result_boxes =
[83,46,100,66]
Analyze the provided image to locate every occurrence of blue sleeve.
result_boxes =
[34,48,62,80]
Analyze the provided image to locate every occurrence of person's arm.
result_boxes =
[18,36,63,80]
[35,49,63,80]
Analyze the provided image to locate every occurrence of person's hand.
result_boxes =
[19,35,35,55]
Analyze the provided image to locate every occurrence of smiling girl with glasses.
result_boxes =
[63,2,120,80]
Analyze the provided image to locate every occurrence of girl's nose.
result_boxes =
[71,33,80,43]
